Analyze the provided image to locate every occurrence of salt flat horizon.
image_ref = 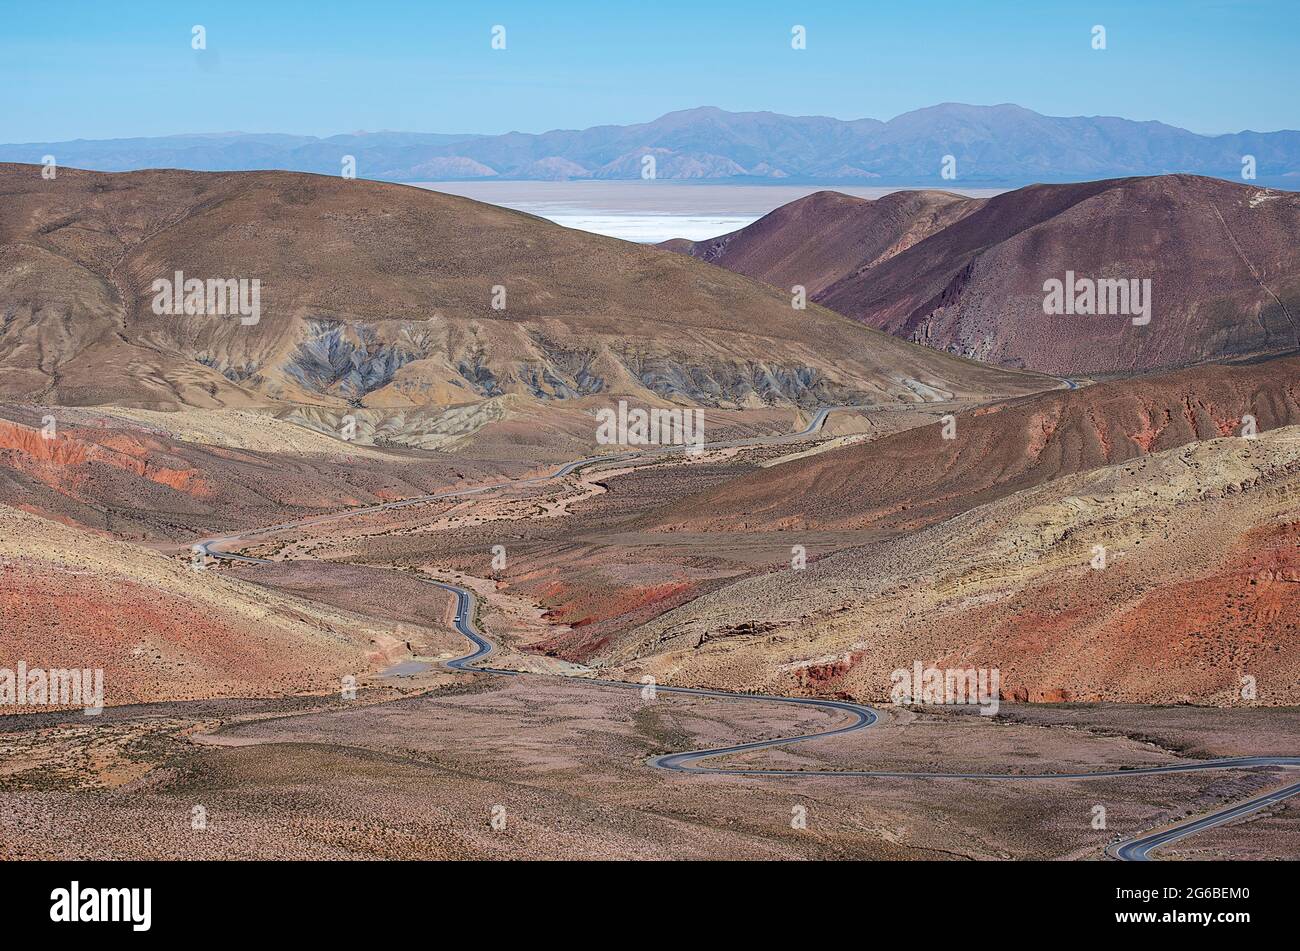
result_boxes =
[413,180,1007,241]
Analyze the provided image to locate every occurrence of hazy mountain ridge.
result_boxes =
[7,104,1299,184]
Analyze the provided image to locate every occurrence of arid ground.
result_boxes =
[1,167,1296,861]
[2,401,1297,860]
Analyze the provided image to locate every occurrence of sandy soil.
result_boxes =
[2,679,1294,860]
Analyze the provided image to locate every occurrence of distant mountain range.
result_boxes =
[6,104,1300,185]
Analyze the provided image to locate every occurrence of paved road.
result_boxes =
[195,403,863,561]
[427,579,1299,860]
[194,404,1297,861]
[1108,779,1300,860]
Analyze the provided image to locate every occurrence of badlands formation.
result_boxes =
[0,165,1296,861]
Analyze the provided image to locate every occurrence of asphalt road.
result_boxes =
[194,403,861,560]
[1108,779,1300,860]
[428,579,1299,860]
[194,404,1298,861]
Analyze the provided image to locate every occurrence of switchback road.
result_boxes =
[195,406,1299,861]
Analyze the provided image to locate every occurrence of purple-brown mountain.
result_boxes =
[663,175,1300,376]
[5,104,1299,185]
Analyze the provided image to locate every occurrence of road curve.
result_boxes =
[195,403,861,561]
[429,579,1299,860]
[1107,780,1300,860]
[194,406,1298,861]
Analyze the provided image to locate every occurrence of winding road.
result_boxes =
[194,401,855,562]
[195,404,1299,861]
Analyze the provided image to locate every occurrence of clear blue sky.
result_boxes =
[3,0,1296,142]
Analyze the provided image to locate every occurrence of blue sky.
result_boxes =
[2,0,1296,142]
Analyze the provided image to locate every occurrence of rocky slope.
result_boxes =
[0,164,1050,416]
[0,404,522,541]
[0,504,448,708]
[639,354,1300,536]
[669,175,1300,375]
[609,425,1300,706]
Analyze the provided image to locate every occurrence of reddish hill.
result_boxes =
[0,406,517,541]
[641,353,1300,536]
[615,423,1300,707]
[660,189,978,297]
[0,504,446,708]
[672,176,1300,376]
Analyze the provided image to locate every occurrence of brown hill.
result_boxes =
[670,176,1300,376]
[611,424,1300,706]
[0,164,1049,413]
[0,503,460,707]
[0,404,520,541]
[641,352,1300,536]
[660,189,978,297]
